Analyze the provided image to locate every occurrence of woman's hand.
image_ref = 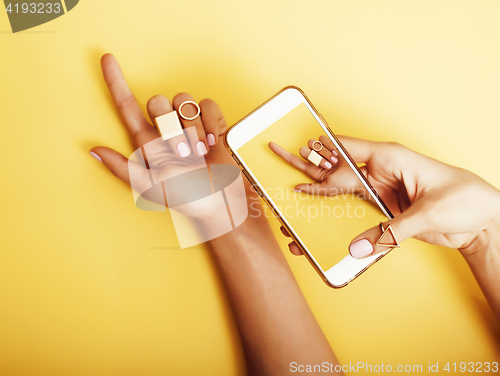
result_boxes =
[270,135,500,259]
[90,54,251,226]
[90,55,342,372]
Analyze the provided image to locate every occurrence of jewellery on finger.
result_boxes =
[154,111,184,141]
[312,140,323,152]
[375,222,400,249]
[307,150,323,166]
[307,141,324,166]
[178,101,201,121]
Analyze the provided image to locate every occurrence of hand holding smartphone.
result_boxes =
[225,87,395,287]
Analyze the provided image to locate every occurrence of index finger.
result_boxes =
[268,141,308,172]
[101,54,157,147]
[331,135,380,164]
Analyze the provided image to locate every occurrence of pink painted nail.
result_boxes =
[331,156,338,164]
[207,133,216,146]
[332,150,338,157]
[90,151,102,162]
[324,161,332,169]
[349,239,374,259]
[177,142,191,158]
[195,141,208,156]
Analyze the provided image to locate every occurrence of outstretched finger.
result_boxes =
[293,181,337,197]
[89,146,150,192]
[101,54,157,148]
[334,135,381,164]
[268,141,308,172]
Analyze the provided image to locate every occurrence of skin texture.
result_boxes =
[270,137,500,320]
[91,54,341,376]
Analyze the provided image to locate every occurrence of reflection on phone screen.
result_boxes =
[237,103,387,271]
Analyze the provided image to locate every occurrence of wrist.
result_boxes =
[194,205,234,240]
[460,218,500,260]
[206,202,274,252]
[459,209,500,321]
[460,187,500,257]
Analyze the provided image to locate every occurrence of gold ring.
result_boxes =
[154,111,183,141]
[375,222,400,249]
[178,101,201,121]
[312,140,323,152]
[307,150,323,166]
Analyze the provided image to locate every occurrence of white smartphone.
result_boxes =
[224,86,395,288]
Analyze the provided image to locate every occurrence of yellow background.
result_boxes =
[1,1,499,375]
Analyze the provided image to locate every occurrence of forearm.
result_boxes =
[461,220,500,321]
[206,204,341,375]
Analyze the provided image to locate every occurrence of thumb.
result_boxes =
[295,182,333,196]
[348,205,428,259]
[90,146,150,192]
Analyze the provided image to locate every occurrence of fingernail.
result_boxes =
[332,150,338,157]
[324,161,332,169]
[331,156,338,164]
[294,189,302,193]
[177,142,191,158]
[207,133,216,146]
[349,239,374,258]
[90,151,102,162]
[195,142,208,156]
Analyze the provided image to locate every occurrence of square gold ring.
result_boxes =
[154,111,184,141]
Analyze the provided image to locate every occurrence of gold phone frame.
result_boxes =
[224,86,394,288]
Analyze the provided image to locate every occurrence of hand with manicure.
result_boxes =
[270,135,500,263]
[90,54,252,225]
